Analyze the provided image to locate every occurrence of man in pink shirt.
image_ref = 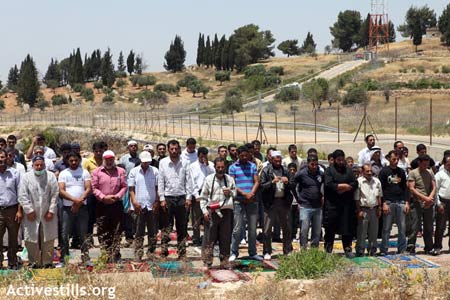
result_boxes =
[92,150,127,263]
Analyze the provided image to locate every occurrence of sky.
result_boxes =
[0,0,448,82]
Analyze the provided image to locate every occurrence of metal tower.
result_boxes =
[369,0,389,53]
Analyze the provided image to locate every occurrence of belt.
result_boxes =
[0,204,18,210]
[164,195,186,199]
[360,206,378,210]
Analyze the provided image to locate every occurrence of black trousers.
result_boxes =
[160,195,187,257]
[96,201,124,260]
[202,209,233,265]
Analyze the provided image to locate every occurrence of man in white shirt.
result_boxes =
[181,138,197,165]
[433,156,450,255]
[158,140,190,259]
[355,163,382,256]
[28,146,55,172]
[5,147,26,175]
[129,151,159,261]
[187,147,215,246]
[25,134,56,161]
[58,152,92,267]
[358,134,377,167]
[282,144,302,170]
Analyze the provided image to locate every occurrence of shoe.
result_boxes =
[240,239,247,245]
[43,263,54,269]
[28,263,39,269]
[431,249,441,256]
[229,254,237,262]
[249,254,263,261]
[264,253,271,260]
[344,248,355,259]
[55,262,65,268]
[369,248,377,256]
[378,251,387,257]
[355,252,364,257]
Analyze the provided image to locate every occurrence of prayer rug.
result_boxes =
[347,256,389,268]
[208,269,252,283]
[150,261,203,278]
[377,255,439,269]
[233,258,277,272]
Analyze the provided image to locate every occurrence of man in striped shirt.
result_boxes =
[229,145,262,262]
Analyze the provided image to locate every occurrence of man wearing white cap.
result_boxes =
[119,140,140,247]
[92,150,127,263]
[143,144,159,168]
[128,151,160,261]
[259,150,294,260]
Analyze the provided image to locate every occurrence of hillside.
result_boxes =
[1,55,336,115]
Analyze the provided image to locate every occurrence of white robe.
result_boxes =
[18,170,59,243]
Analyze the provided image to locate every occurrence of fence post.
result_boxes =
[172,114,175,134]
[189,113,192,137]
[165,114,168,135]
[198,114,201,138]
[314,109,317,144]
[430,96,433,145]
[337,102,340,143]
[232,113,235,141]
[394,97,398,141]
[275,112,278,145]
[180,114,183,136]
[220,115,223,140]
[209,116,212,139]
[245,114,248,143]
[293,110,296,144]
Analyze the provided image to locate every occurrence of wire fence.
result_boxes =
[1,92,449,147]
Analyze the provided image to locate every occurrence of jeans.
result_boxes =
[381,202,406,254]
[61,205,89,262]
[406,201,434,252]
[299,207,322,249]
[231,202,258,257]
[434,199,450,250]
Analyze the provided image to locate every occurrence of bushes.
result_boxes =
[51,95,68,106]
[442,66,450,73]
[81,88,94,101]
[102,94,114,103]
[221,87,243,113]
[275,86,301,102]
[0,100,5,110]
[72,83,84,93]
[215,71,231,85]
[244,64,266,78]
[268,66,284,76]
[137,75,157,89]
[276,249,347,280]
[343,85,369,105]
[153,83,179,94]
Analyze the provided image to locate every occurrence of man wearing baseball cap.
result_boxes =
[92,150,127,263]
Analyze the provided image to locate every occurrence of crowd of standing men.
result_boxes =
[0,133,449,270]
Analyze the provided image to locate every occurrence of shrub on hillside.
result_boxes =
[264,73,281,88]
[343,85,369,105]
[0,100,5,110]
[81,87,94,101]
[442,66,450,73]
[275,86,301,102]
[130,75,140,87]
[244,64,266,78]
[102,94,114,103]
[417,66,425,73]
[72,83,84,93]
[215,71,231,85]
[137,75,157,89]
[51,95,68,106]
[268,66,284,76]
[153,83,180,94]
[221,87,243,113]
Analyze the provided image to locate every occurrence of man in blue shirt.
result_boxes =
[229,146,262,262]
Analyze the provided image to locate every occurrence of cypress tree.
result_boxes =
[302,32,317,54]
[135,55,143,75]
[69,48,84,84]
[215,35,226,70]
[118,51,126,72]
[204,36,211,68]
[44,58,61,85]
[7,65,19,91]
[127,50,135,75]
[101,48,116,87]
[92,49,102,81]
[17,54,40,107]
[164,35,186,72]
[196,33,204,66]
